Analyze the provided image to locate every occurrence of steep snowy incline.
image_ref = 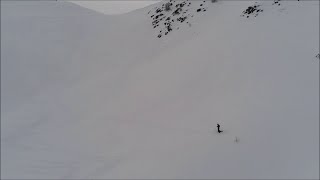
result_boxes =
[1,0,319,179]
[1,1,162,178]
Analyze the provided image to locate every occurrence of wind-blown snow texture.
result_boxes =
[1,0,319,179]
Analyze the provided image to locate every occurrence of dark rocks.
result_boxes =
[177,16,187,23]
[172,7,182,15]
[241,3,263,18]
[155,8,162,13]
[149,0,209,38]
[273,0,281,5]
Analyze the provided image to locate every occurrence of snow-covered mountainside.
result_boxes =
[1,0,319,179]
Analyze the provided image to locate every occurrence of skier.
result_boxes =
[217,123,222,133]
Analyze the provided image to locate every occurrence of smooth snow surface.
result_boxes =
[70,1,159,15]
[1,0,319,179]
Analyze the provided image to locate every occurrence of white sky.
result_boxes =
[70,1,159,15]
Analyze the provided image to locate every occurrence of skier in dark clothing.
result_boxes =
[217,123,222,133]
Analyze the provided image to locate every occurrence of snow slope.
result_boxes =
[1,0,319,179]
[70,1,159,15]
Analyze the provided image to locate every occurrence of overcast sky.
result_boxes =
[70,1,159,15]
